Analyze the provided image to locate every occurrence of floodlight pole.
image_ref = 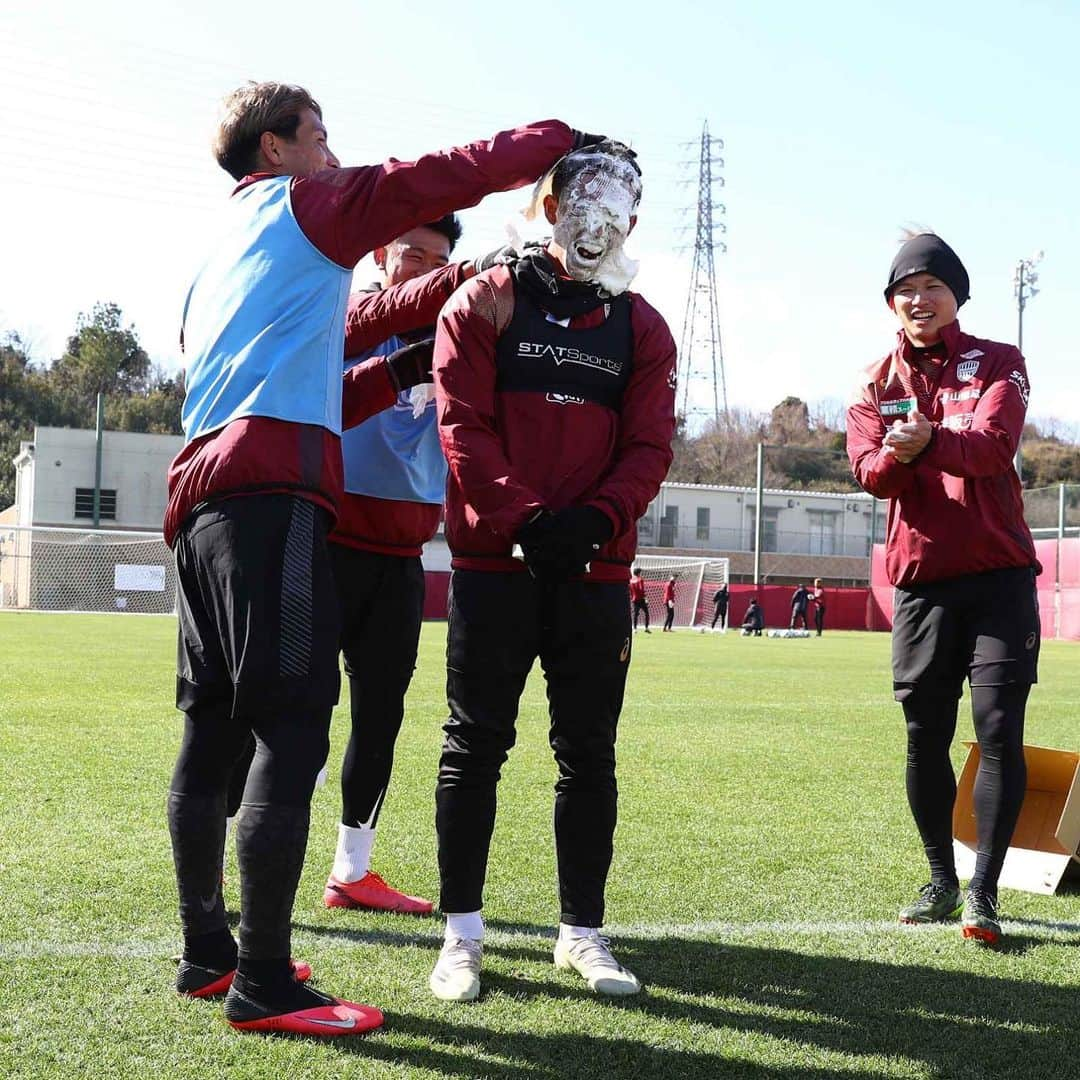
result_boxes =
[1013,252,1043,479]
[92,392,104,528]
[753,442,764,585]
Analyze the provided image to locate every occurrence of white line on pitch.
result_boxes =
[5,916,1080,960]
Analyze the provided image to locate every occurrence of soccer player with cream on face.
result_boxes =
[847,232,1041,948]
[548,150,641,293]
[428,141,676,1002]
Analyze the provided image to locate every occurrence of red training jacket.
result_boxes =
[629,576,646,602]
[846,320,1039,587]
[163,120,575,545]
[330,262,476,556]
[434,263,677,583]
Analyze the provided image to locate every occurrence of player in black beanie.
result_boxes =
[847,229,1040,950]
[884,233,970,307]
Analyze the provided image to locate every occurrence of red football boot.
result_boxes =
[224,984,384,1037]
[324,871,433,915]
[177,958,313,999]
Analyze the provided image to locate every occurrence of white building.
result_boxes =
[1,427,184,611]
[640,481,879,558]
[5,426,183,532]
[1,430,882,590]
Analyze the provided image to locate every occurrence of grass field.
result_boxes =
[1,613,1079,1079]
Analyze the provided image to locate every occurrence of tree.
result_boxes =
[0,307,183,512]
[105,367,185,434]
[49,302,151,424]
[0,333,78,508]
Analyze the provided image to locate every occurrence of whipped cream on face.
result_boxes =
[552,158,641,295]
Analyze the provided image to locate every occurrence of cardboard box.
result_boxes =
[953,742,1080,895]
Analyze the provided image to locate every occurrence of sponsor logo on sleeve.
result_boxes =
[956,359,981,382]
[1009,369,1030,405]
[667,365,677,391]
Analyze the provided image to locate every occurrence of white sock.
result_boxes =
[558,923,598,942]
[224,815,236,846]
[331,823,375,883]
[445,911,484,941]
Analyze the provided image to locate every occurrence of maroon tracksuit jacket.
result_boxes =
[329,262,476,556]
[163,120,575,545]
[434,262,677,583]
[846,320,1039,587]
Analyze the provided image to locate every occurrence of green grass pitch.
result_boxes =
[1,612,1078,1078]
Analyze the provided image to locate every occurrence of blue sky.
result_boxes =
[3,0,1078,428]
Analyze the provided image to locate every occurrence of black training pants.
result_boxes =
[330,544,425,828]
[633,598,650,630]
[436,570,631,926]
[892,567,1040,895]
[170,495,340,965]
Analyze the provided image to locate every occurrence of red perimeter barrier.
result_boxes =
[423,571,451,619]
[422,570,871,631]
[868,540,1080,641]
[722,584,869,631]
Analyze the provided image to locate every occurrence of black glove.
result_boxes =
[385,339,434,391]
[515,508,555,547]
[519,505,614,583]
[570,129,607,151]
[473,243,519,273]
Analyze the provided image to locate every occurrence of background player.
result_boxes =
[789,583,810,630]
[322,216,509,915]
[629,565,650,632]
[811,577,826,636]
[662,575,677,632]
[710,583,729,631]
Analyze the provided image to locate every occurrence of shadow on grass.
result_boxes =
[310,933,1075,1079]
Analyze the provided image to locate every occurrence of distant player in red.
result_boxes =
[810,578,826,636]
[629,567,650,632]
[662,576,676,632]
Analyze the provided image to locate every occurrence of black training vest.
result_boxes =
[494,274,634,411]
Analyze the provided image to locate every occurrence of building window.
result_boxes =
[807,509,839,555]
[74,488,117,520]
[748,506,779,552]
[638,514,655,541]
[696,507,710,541]
[660,505,679,547]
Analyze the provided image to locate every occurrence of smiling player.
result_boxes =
[846,232,1041,948]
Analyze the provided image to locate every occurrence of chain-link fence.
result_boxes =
[0,525,175,613]
[1023,483,1080,539]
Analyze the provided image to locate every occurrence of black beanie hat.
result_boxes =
[884,233,970,307]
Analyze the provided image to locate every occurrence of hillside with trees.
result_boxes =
[670,396,1080,494]
[0,303,183,508]
[2,307,1078,513]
